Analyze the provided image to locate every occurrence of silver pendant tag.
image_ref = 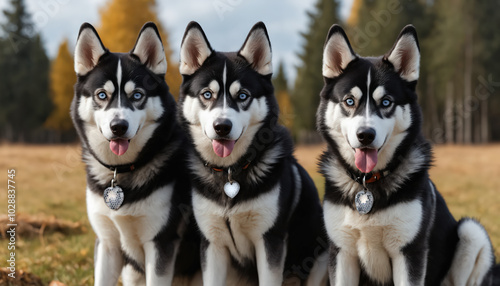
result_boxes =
[104,186,124,210]
[224,181,240,198]
[355,189,374,215]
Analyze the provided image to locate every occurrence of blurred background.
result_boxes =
[0,0,499,285]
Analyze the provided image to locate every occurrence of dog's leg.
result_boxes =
[202,239,230,286]
[144,240,178,285]
[442,219,494,286]
[94,239,123,286]
[122,264,145,286]
[330,249,359,286]
[255,236,286,285]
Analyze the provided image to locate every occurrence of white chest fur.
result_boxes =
[324,200,423,283]
[193,185,280,264]
[86,184,174,264]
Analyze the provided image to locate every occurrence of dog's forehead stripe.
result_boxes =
[366,68,371,118]
[116,59,122,107]
[223,62,227,109]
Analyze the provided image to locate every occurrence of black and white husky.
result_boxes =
[71,22,198,285]
[177,21,328,285]
[317,24,498,285]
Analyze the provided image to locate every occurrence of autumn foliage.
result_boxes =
[45,39,75,131]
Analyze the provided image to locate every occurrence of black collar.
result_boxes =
[93,155,137,174]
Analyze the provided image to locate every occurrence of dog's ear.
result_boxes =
[74,23,107,76]
[384,25,420,82]
[322,24,357,79]
[130,22,167,75]
[238,22,272,75]
[179,21,213,75]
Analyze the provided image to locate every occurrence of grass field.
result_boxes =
[1,143,499,285]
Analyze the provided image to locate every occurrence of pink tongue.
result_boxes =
[355,148,378,173]
[212,140,235,158]
[110,139,129,156]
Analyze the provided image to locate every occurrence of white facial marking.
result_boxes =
[222,62,227,110]
[116,59,122,107]
[365,69,371,119]
[372,86,386,102]
[124,81,136,95]
[229,81,241,99]
[350,87,362,101]
[104,80,115,95]
[208,80,220,99]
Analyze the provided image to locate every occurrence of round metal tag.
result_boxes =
[104,186,124,210]
[355,189,374,215]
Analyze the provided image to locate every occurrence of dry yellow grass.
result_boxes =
[294,143,500,261]
[0,143,498,284]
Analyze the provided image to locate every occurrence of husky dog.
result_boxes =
[317,24,498,285]
[71,22,198,285]
[177,21,328,285]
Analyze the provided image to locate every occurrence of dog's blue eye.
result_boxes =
[133,92,143,100]
[382,99,392,107]
[97,92,107,100]
[238,93,248,101]
[345,98,355,106]
[202,91,212,99]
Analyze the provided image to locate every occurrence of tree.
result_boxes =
[273,61,294,131]
[98,0,182,99]
[45,39,76,135]
[293,0,341,141]
[0,0,51,142]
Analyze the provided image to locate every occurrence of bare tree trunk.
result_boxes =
[445,82,454,144]
[463,24,473,144]
[474,110,481,143]
[481,99,489,143]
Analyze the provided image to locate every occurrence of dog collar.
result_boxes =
[204,160,252,199]
[347,169,390,185]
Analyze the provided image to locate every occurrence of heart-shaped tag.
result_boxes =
[104,186,124,210]
[224,181,240,198]
[355,189,374,215]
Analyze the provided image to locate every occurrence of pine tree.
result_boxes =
[98,0,182,99]
[273,61,294,131]
[293,0,340,140]
[0,0,51,142]
[45,39,76,133]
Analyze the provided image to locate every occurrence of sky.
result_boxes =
[0,0,352,82]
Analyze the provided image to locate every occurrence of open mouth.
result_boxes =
[109,139,131,156]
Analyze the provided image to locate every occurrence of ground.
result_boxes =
[0,144,499,285]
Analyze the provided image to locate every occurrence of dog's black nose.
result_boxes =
[110,119,129,137]
[357,127,376,145]
[213,118,232,137]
